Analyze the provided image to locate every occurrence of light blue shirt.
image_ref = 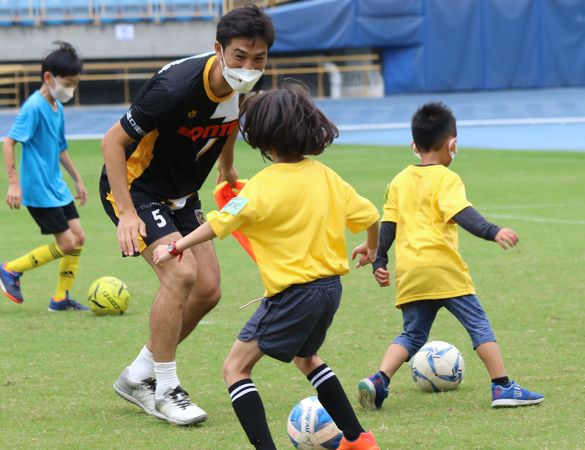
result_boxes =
[8,90,73,207]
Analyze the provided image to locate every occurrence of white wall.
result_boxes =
[0,21,218,61]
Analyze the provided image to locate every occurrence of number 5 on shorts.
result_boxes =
[152,209,167,228]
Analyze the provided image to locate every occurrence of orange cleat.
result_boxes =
[338,431,380,450]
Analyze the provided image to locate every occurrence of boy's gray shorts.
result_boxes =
[238,276,341,362]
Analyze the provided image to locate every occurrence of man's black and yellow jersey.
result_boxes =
[100,52,238,202]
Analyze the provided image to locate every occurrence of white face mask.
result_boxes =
[448,137,457,160]
[49,74,75,103]
[412,143,421,160]
[220,48,264,94]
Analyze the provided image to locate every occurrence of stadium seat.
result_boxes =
[160,0,221,22]
[5,0,37,26]
[99,0,156,23]
[39,0,94,25]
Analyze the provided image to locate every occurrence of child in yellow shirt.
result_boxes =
[358,102,544,410]
[153,84,380,450]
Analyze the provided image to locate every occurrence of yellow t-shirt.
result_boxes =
[382,165,475,306]
[208,158,379,297]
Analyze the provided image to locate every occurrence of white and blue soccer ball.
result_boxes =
[410,341,465,392]
[287,396,342,449]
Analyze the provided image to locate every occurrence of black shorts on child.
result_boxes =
[27,201,79,234]
[239,276,342,362]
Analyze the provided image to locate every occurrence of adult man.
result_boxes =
[100,5,275,425]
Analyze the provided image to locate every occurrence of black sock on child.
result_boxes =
[379,370,391,386]
[491,376,510,386]
[307,363,364,441]
[228,379,276,450]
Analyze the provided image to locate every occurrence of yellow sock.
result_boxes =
[54,247,83,300]
[5,242,65,273]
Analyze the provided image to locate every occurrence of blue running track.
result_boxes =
[1,87,583,151]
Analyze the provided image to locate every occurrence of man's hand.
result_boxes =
[6,183,21,209]
[117,212,147,256]
[373,267,391,287]
[495,228,518,250]
[216,166,239,187]
[351,242,378,268]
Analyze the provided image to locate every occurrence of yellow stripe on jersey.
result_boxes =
[126,130,159,189]
[105,191,147,253]
[203,55,234,103]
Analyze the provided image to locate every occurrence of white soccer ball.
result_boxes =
[410,340,465,392]
[287,396,342,450]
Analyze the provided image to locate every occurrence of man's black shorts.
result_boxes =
[100,190,206,253]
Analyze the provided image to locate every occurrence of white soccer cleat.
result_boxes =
[155,386,208,426]
[113,368,162,418]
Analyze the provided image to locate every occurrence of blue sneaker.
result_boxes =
[0,263,24,304]
[48,291,89,312]
[492,380,544,407]
[358,372,390,410]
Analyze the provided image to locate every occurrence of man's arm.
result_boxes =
[59,150,87,206]
[2,137,21,209]
[101,122,146,256]
[216,128,239,187]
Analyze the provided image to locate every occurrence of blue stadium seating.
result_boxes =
[0,0,36,26]
[40,0,94,25]
[99,0,156,24]
[160,0,220,22]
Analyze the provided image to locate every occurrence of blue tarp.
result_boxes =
[266,0,585,94]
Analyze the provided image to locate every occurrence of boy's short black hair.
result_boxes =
[41,41,83,82]
[411,102,457,151]
[216,4,275,49]
[239,82,339,161]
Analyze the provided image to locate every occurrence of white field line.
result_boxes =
[480,203,585,211]
[488,213,585,225]
[339,116,585,131]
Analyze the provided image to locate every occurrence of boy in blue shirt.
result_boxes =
[1,41,88,311]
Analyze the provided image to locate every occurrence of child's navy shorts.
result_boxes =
[394,294,497,359]
[239,276,341,362]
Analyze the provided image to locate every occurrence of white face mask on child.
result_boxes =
[448,137,457,160]
[412,143,422,160]
[49,74,75,104]
[220,47,264,94]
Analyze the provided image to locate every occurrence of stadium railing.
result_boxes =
[0,53,381,107]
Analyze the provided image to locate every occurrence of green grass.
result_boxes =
[1,140,584,449]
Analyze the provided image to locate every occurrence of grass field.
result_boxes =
[1,140,584,449]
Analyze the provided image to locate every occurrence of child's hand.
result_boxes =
[75,180,88,206]
[374,267,391,287]
[351,242,378,268]
[6,183,22,209]
[152,244,175,265]
[495,228,518,249]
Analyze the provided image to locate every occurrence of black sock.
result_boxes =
[379,370,391,386]
[492,376,510,386]
[307,364,364,442]
[228,379,276,450]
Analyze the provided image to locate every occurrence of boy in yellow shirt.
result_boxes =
[153,84,380,450]
[358,102,543,410]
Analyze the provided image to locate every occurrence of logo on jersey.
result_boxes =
[187,109,197,119]
[126,110,145,137]
[177,121,238,143]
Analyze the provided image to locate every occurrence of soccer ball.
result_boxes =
[287,396,342,450]
[87,276,130,316]
[410,340,465,392]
